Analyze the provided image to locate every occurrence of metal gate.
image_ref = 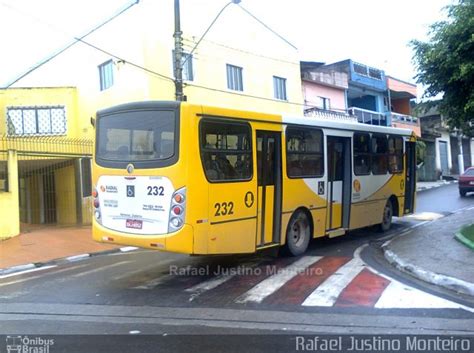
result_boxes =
[439,141,449,176]
[1,135,93,232]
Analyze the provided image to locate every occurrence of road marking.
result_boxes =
[133,274,172,289]
[302,258,365,307]
[185,273,236,301]
[235,256,321,304]
[112,259,175,281]
[69,261,131,278]
[0,264,89,287]
[0,265,57,279]
[375,280,464,309]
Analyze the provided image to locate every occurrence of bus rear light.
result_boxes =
[94,210,101,220]
[94,199,100,208]
[92,189,98,198]
[102,236,114,242]
[170,217,183,227]
[168,187,186,232]
[173,193,184,203]
[172,206,183,215]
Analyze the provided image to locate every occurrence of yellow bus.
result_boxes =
[92,101,416,256]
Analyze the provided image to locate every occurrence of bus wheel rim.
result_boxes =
[291,214,307,248]
[383,203,392,226]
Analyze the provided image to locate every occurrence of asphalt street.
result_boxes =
[1,183,473,353]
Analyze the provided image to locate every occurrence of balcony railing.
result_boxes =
[304,107,357,122]
[302,71,349,89]
[348,107,387,126]
[390,112,418,125]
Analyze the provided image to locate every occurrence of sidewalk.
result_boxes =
[0,226,121,274]
[384,207,474,297]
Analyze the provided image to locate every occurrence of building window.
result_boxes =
[99,60,114,91]
[7,106,67,136]
[226,64,243,91]
[371,134,388,175]
[388,136,404,173]
[286,127,324,178]
[273,76,287,100]
[172,51,194,81]
[200,120,252,182]
[353,133,371,175]
[318,96,331,110]
[0,161,8,192]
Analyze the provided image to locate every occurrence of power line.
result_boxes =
[181,37,299,66]
[2,0,141,88]
[236,4,298,50]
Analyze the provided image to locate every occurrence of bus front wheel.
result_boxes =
[284,210,311,256]
[378,200,393,232]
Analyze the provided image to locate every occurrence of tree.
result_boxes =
[410,0,474,135]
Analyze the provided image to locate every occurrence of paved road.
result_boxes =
[1,184,473,352]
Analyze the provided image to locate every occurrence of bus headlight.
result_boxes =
[168,187,186,232]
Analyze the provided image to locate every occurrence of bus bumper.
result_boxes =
[92,222,194,254]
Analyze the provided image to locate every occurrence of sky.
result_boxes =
[0,0,454,97]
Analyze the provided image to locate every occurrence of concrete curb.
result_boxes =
[0,246,138,276]
[416,180,457,193]
[455,224,474,250]
[383,242,474,297]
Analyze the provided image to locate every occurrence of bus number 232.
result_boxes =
[214,202,234,216]
[147,186,164,196]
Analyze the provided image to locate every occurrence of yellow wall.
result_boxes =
[54,165,77,225]
[0,151,20,239]
[0,87,81,137]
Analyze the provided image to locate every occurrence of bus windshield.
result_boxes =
[96,109,176,164]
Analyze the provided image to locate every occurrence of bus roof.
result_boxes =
[282,115,413,136]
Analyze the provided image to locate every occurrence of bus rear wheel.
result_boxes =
[378,200,393,232]
[284,210,311,256]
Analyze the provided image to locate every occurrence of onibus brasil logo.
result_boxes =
[6,336,54,353]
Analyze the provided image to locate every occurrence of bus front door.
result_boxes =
[326,136,351,230]
[256,131,282,247]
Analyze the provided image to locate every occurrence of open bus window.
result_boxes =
[388,136,404,173]
[200,120,252,182]
[354,133,371,175]
[286,127,323,178]
[371,134,388,175]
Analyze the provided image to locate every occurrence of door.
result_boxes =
[404,141,416,214]
[256,131,282,247]
[439,141,449,175]
[326,136,351,230]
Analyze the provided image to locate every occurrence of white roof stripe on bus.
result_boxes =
[282,115,413,136]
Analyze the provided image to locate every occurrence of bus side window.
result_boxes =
[200,120,252,182]
[371,134,388,175]
[286,127,323,178]
[388,136,403,173]
[353,133,371,175]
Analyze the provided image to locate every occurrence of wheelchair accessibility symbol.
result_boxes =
[126,185,135,198]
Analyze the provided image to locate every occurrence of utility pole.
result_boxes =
[173,0,185,101]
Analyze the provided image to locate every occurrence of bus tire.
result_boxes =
[283,210,311,256]
[378,199,393,232]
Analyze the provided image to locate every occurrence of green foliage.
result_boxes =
[410,0,474,135]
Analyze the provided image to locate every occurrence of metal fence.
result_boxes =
[0,135,94,230]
